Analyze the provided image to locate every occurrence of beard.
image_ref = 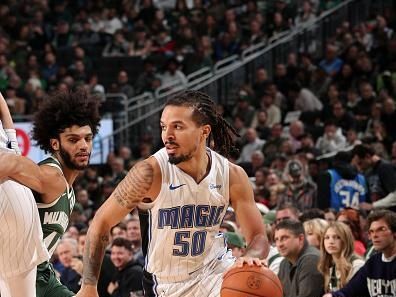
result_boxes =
[59,144,90,170]
[168,152,193,165]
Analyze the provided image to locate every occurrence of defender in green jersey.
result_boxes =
[0,90,101,297]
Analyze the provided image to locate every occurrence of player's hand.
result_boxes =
[323,294,333,297]
[233,256,267,268]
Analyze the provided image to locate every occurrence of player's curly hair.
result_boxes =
[32,90,101,153]
[165,90,239,157]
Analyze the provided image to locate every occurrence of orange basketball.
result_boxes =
[221,265,283,297]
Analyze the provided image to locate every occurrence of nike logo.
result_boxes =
[169,183,186,190]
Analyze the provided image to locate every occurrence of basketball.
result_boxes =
[221,265,283,297]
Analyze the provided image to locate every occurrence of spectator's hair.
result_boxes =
[300,208,325,222]
[303,218,328,245]
[367,209,396,233]
[111,237,133,252]
[127,216,140,224]
[275,219,305,237]
[32,90,101,153]
[164,90,239,157]
[337,208,364,242]
[58,237,78,255]
[318,222,357,290]
[111,222,127,235]
[277,202,300,218]
[352,144,375,158]
[334,151,352,164]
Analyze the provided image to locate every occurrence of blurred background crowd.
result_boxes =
[0,0,395,297]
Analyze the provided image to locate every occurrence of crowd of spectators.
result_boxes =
[0,0,395,297]
[0,0,345,118]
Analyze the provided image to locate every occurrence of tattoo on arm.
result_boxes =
[82,233,109,285]
[114,160,154,209]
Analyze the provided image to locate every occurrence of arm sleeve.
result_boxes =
[316,172,331,210]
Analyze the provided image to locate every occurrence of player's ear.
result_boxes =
[50,138,59,151]
[201,124,211,140]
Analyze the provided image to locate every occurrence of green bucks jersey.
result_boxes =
[35,156,75,256]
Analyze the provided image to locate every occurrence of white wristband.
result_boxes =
[4,128,21,155]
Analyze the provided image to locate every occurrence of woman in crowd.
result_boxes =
[336,208,366,256]
[304,218,329,249]
[318,221,365,293]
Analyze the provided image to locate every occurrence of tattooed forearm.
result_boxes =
[82,233,109,285]
[244,233,269,259]
[114,160,154,209]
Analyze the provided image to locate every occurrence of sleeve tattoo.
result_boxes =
[82,233,109,285]
[113,160,154,209]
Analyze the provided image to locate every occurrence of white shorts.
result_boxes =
[0,266,37,297]
[0,179,49,278]
[155,251,235,297]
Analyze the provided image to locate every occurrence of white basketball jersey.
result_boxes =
[0,178,49,278]
[140,148,230,282]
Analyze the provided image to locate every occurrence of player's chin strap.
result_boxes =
[4,128,21,155]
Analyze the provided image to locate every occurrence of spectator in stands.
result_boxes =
[295,0,317,25]
[239,149,266,178]
[332,102,356,134]
[288,81,323,112]
[159,58,187,86]
[288,120,305,153]
[108,237,143,297]
[110,222,128,243]
[324,208,337,223]
[278,159,317,211]
[103,30,129,57]
[318,221,365,293]
[128,26,153,58]
[259,91,282,128]
[337,208,366,256]
[115,70,134,99]
[317,151,368,211]
[225,232,245,258]
[276,203,300,224]
[250,110,271,140]
[319,44,343,77]
[134,58,160,94]
[56,238,83,293]
[214,30,241,60]
[323,209,396,297]
[262,123,286,160]
[232,89,256,127]
[355,81,376,131]
[381,97,396,141]
[75,188,94,221]
[316,120,347,154]
[352,144,396,211]
[237,128,265,163]
[304,218,329,250]
[275,220,325,297]
[41,51,59,85]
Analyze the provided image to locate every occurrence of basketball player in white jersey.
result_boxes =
[77,90,269,297]
[0,90,101,297]
[0,92,49,297]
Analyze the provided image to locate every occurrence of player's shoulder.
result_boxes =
[229,162,249,185]
[130,156,161,181]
